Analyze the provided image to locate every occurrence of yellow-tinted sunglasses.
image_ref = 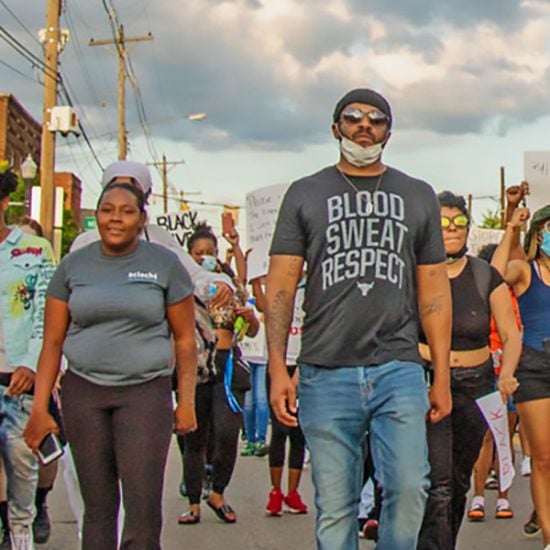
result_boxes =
[441,214,469,229]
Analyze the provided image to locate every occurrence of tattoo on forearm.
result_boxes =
[419,294,445,319]
[266,290,294,357]
[287,257,302,278]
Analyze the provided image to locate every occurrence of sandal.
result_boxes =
[467,500,485,522]
[495,500,513,519]
[206,499,237,523]
[178,510,200,525]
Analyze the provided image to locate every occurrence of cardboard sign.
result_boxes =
[245,183,289,281]
[524,151,550,213]
[467,227,504,257]
[476,391,515,492]
[155,210,199,249]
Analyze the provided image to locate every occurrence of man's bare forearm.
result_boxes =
[266,289,295,364]
[265,255,303,371]
[417,264,452,379]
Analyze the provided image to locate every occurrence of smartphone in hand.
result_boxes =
[221,212,235,235]
[37,433,64,466]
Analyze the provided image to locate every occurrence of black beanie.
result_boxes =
[333,88,392,127]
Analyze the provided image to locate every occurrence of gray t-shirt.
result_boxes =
[48,240,193,386]
[270,165,445,367]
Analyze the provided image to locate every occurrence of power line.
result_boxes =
[0,58,40,83]
[0,0,40,46]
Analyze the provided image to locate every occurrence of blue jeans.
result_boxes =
[299,361,430,550]
[243,362,269,443]
[0,387,38,529]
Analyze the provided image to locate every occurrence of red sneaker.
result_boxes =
[284,490,308,514]
[266,488,284,516]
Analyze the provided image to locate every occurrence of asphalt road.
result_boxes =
[39,438,542,549]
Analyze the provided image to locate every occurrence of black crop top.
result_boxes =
[419,259,504,351]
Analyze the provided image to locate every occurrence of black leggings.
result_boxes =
[267,367,306,470]
[181,350,244,505]
[61,370,173,550]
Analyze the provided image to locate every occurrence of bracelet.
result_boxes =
[506,222,519,231]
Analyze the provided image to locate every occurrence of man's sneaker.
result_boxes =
[33,505,51,544]
[10,524,33,550]
[284,490,308,514]
[521,456,531,477]
[240,442,256,457]
[253,441,269,457]
[265,488,284,516]
[363,519,379,541]
[522,510,540,538]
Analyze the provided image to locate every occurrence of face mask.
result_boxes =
[540,230,550,256]
[201,255,218,272]
[339,136,383,167]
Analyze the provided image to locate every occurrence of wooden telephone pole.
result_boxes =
[39,0,61,244]
[89,26,152,160]
[147,155,185,212]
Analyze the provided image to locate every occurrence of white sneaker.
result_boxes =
[10,524,34,550]
[521,456,531,477]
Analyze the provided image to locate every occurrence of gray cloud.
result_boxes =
[1,0,549,160]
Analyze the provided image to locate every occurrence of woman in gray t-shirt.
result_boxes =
[25,183,198,548]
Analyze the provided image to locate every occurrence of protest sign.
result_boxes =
[524,151,550,213]
[476,391,515,492]
[245,183,289,281]
[468,227,504,257]
[155,210,199,249]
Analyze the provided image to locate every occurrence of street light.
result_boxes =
[20,154,37,214]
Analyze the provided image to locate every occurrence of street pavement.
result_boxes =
[41,438,542,549]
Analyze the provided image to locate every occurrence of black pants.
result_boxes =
[182,350,244,504]
[418,359,493,550]
[61,370,173,550]
[267,366,306,470]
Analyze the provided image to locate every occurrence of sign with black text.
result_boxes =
[155,210,199,248]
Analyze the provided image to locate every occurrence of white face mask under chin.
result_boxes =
[340,137,383,167]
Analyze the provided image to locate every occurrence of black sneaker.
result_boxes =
[522,510,540,538]
[33,505,51,544]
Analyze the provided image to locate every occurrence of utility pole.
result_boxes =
[39,0,61,244]
[89,26,152,160]
[147,155,185,212]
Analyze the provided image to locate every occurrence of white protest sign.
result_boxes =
[468,227,504,257]
[476,391,515,492]
[246,183,289,281]
[240,321,267,363]
[155,210,199,249]
[524,151,550,213]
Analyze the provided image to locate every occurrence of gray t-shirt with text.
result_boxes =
[48,241,193,385]
[270,165,445,368]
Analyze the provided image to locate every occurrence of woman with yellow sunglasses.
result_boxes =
[417,191,521,550]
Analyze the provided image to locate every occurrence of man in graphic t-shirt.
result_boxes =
[266,88,452,550]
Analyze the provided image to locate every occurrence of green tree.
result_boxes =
[479,208,501,229]
[61,207,80,257]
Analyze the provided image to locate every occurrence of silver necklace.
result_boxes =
[336,166,385,216]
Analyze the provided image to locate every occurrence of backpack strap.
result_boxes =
[468,256,492,313]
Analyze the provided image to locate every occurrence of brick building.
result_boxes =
[0,93,41,169]
[1,93,82,224]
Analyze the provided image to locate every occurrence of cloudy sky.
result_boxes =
[2,0,550,231]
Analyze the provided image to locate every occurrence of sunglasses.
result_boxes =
[340,107,390,126]
[441,214,469,229]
